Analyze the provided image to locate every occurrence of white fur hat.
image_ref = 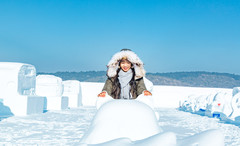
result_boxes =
[107,49,146,79]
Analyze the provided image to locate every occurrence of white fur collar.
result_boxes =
[107,50,146,79]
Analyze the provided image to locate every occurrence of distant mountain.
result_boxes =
[37,71,240,88]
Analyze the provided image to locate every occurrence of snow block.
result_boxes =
[80,100,162,144]
[0,62,45,116]
[63,80,82,108]
[3,95,46,116]
[36,75,63,97]
[36,75,68,110]
[0,62,36,98]
[42,96,68,111]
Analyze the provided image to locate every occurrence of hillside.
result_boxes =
[37,71,240,88]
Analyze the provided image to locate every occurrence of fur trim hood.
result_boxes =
[107,50,146,79]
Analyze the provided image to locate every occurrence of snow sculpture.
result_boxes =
[80,100,165,145]
[63,80,82,108]
[36,75,68,110]
[194,95,209,115]
[207,92,232,119]
[0,62,46,116]
[232,87,240,97]
[180,95,197,112]
[229,92,240,120]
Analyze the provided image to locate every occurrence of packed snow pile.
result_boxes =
[63,80,82,108]
[80,100,163,144]
[36,75,68,110]
[0,62,45,116]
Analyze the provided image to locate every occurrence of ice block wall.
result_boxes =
[63,80,82,108]
[0,62,36,98]
[0,62,45,116]
[36,75,68,110]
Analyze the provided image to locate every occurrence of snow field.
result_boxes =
[1,62,240,145]
[1,107,240,145]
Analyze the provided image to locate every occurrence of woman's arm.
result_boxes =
[137,78,152,96]
[98,78,113,97]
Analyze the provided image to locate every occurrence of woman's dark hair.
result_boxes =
[111,68,137,99]
[121,48,132,51]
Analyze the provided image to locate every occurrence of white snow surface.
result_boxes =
[1,107,240,145]
[1,81,240,145]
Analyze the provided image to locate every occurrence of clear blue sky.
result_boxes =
[0,0,239,74]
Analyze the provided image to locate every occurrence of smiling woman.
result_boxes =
[98,49,152,99]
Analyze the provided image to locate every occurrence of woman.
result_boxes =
[98,49,152,99]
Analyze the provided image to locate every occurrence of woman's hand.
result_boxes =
[98,91,106,97]
[144,90,152,96]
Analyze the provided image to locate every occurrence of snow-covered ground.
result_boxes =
[0,64,239,145]
[1,107,240,145]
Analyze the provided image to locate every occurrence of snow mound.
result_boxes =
[80,100,162,144]
[79,132,176,146]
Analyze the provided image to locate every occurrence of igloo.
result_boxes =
[0,62,46,116]
[63,80,82,108]
[36,75,68,110]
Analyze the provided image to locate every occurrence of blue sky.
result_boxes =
[0,0,240,74]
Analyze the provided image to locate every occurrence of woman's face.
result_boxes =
[120,59,132,72]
